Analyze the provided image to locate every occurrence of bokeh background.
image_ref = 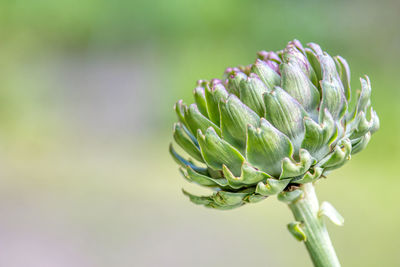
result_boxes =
[0,0,399,266]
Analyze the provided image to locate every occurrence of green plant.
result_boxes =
[169,40,379,266]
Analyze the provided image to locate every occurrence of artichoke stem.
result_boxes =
[288,183,341,267]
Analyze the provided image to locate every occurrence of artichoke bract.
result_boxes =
[170,40,379,210]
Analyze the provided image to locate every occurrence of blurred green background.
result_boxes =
[0,0,399,266]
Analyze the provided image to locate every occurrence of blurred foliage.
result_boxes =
[0,0,399,266]
[0,0,399,136]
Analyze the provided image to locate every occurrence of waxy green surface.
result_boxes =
[170,40,379,210]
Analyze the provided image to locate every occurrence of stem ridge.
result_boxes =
[288,183,341,267]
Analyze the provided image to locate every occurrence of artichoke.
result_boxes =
[170,40,379,210]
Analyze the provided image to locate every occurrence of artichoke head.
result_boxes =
[170,40,379,210]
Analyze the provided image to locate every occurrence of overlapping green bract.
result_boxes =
[170,40,379,210]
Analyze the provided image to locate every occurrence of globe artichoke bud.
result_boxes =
[170,40,379,210]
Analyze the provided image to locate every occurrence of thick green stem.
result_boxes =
[288,183,341,267]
